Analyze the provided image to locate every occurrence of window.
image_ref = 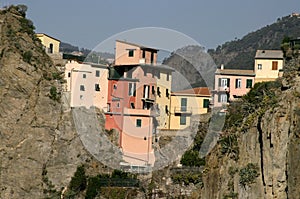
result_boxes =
[68,72,71,78]
[117,102,120,108]
[150,52,154,63]
[258,64,262,70]
[142,50,145,58]
[130,102,135,109]
[166,89,169,97]
[96,70,100,77]
[49,43,53,54]
[219,94,227,103]
[219,78,229,88]
[152,86,155,95]
[80,95,83,100]
[235,79,242,88]
[113,84,117,90]
[272,61,278,70]
[181,98,187,111]
[107,103,111,112]
[95,84,100,91]
[180,115,186,125]
[136,119,142,127]
[83,74,86,78]
[246,79,253,88]
[128,83,136,96]
[165,105,169,113]
[80,85,85,91]
[203,99,210,108]
[157,87,161,96]
[143,85,150,98]
[128,49,134,57]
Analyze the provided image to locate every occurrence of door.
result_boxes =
[181,98,187,111]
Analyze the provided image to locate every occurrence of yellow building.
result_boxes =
[169,87,211,130]
[254,50,284,83]
[36,33,60,54]
[154,64,174,130]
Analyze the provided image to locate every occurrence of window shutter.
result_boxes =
[219,78,221,86]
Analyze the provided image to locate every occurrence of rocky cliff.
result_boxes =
[199,57,300,198]
[0,6,99,199]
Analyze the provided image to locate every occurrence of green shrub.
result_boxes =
[68,165,87,192]
[85,176,101,199]
[180,150,205,167]
[23,51,32,64]
[239,163,259,187]
[219,134,239,160]
[49,86,60,101]
[171,172,202,185]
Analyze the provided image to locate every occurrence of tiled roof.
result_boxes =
[215,69,255,76]
[36,33,60,42]
[116,40,159,51]
[172,87,211,96]
[255,50,283,59]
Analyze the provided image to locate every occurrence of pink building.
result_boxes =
[105,40,164,167]
[212,66,255,108]
[64,61,108,109]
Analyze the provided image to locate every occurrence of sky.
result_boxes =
[2,0,300,53]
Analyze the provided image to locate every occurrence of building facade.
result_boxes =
[36,33,60,54]
[254,50,284,83]
[212,67,255,108]
[64,61,108,109]
[169,87,211,130]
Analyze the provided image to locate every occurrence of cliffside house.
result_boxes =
[36,33,60,54]
[64,61,108,109]
[254,50,284,83]
[169,87,211,130]
[212,65,255,108]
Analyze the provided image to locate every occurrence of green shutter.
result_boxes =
[203,99,209,108]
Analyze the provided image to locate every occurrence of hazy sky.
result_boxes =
[3,0,300,52]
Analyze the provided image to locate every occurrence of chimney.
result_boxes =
[221,64,224,70]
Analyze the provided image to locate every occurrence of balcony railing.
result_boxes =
[174,107,192,114]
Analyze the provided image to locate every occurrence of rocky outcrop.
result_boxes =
[200,57,300,198]
[0,6,97,198]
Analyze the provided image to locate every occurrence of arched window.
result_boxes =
[49,43,53,53]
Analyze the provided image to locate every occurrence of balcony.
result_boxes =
[123,107,151,117]
[174,107,192,115]
[218,86,230,92]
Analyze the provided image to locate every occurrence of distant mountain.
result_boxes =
[208,15,300,70]
[163,45,216,91]
[60,42,114,60]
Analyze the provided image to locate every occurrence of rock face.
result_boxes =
[200,57,300,198]
[0,6,94,198]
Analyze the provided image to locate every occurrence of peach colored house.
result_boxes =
[64,61,108,109]
[115,40,158,65]
[254,50,284,83]
[169,87,211,130]
[212,67,255,108]
[105,40,165,167]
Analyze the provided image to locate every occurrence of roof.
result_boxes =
[172,87,211,97]
[215,69,255,76]
[113,63,175,71]
[255,50,283,59]
[36,33,60,42]
[116,40,159,52]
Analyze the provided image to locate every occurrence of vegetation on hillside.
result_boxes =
[208,15,300,69]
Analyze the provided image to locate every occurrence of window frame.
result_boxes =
[95,70,100,77]
[136,119,142,128]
